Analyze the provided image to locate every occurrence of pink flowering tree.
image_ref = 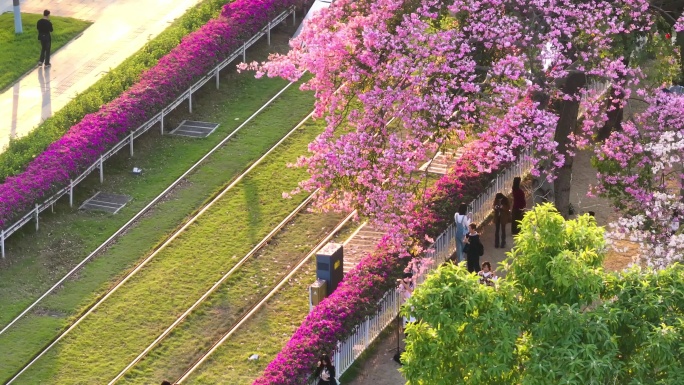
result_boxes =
[594,90,684,268]
[245,0,682,260]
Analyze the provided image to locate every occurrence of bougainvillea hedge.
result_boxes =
[0,0,297,228]
[254,149,498,385]
[0,0,228,180]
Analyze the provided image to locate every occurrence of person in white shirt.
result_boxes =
[397,272,416,327]
[454,203,472,262]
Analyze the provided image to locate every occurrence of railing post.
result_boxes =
[1,229,5,258]
[99,155,104,184]
[69,179,74,207]
[215,69,220,89]
[160,112,165,135]
[129,132,134,157]
[189,92,193,114]
[242,43,246,62]
[365,318,370,347]
[34,204,39,231]
[334,342,341,380]
[292,6,296,24]
[267,21,271,45]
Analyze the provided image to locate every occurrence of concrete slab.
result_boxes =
[79,191,131,214]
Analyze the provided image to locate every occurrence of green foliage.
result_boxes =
[632,31,682,87]
[505,203,606,313]
[0,0,229,181]
[402,204,684,384]
[0,13,91,91]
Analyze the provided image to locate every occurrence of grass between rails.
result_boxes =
[183,221,360,385]
[0,13,91,91]
[0,30,304,382]
[13,104,324,384]
[119,207,349,384]
[185,255,319,384]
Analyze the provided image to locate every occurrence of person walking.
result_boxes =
[37,10,53,67]
[314,354,337,385]
[454,203,471,262]
[464,223,483,273]
[511,177,526,235]
[492,192,511,248]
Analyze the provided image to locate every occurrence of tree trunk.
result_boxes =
[596,56,630,141]
[553,72,587,218]
[677,31,684,86]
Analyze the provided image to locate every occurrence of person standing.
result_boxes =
[315,354,337,385]
[511,177,526,235]
[464,223,483,273]
[454,203,471,262]
[37,10,53,67]
[492,193,510,248]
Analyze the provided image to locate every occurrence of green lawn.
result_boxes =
[0,13,91,91]
[12,102,323,384]
[0,32,313,382]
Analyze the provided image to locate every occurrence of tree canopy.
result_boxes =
[247,0,684,266]
[401,204,684,384]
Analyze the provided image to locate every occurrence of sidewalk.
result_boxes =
[0,0,201,153]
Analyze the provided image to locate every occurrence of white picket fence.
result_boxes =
[0,6,296,258]
[303,152,535,384]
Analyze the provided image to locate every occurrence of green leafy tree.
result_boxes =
[402,204,684,384]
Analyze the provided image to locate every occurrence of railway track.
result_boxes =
[4,102,314,385]
[0,80,297,340]
[174,211,358,384]
[108,209,357,384]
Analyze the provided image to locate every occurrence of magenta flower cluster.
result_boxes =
[0,0,296,228]
[253,150,497,385]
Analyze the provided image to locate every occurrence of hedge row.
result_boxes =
[254,148,497,384]
[0,0,297,228]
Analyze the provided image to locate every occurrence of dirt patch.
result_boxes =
[32,307,67,318]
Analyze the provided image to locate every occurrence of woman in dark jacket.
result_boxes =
[315,354,337,385]
[464,223,483,273]
[511,177,526,235]
[492,192,511,248]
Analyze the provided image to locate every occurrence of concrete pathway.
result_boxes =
[0,0,201,153]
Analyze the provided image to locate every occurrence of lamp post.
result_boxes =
[13,0,23,34]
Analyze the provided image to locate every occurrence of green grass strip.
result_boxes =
[0,40,310,382]
[12,102,323,384]
[120,207,347,384]
[0,0,232,179]
[0,13,91,91]
[186,259,317,384]
[182,222,357,385]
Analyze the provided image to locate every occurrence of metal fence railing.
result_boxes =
[0,6,296,258]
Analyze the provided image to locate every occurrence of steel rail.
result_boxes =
[106,191,318,384]
[4,108,315,385]
[0,80,298,340]
[175,210,358,384]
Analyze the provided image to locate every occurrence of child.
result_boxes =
[477,261,497,287]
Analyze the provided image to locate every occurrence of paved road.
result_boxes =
[0,0,201,154]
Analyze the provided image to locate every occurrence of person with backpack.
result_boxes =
[463,223,484,273]
[454,203,471,262]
